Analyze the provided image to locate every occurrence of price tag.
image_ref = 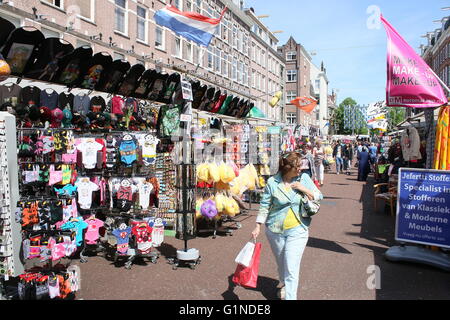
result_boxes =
[180,114,192,122]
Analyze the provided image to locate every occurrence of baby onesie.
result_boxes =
[75,179,99,209]
[112,227,132,255]
[139,135,160,166]
[138,182,153,210]
[119,140,138,166]
[132,223,153,254]
[61,219,89,246]
[84,217,104,245]
[76,139,104,169]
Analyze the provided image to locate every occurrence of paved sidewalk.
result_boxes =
[75,169,450,300]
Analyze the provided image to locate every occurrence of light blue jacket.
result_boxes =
[256,172,322,234]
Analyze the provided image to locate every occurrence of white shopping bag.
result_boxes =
[234,242,256,267]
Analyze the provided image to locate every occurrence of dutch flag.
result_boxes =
[154,5,227,47]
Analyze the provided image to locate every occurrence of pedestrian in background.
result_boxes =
[333,140,346,174]
[252,152,316,300]
[345,143,354,175]
[357,146,370,181]
[313,141,325,186]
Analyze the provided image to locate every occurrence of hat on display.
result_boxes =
[39,106,52,123]
[50,108,63,128]
[28,105,40,121]
[62,108,72,128]
[15,103,29,118]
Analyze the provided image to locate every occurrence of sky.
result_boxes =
[245,0,449,106]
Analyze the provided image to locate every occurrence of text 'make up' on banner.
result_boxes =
[397,168,450,248]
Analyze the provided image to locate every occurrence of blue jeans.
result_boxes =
[266,225,309,300]
[335,157,344,173]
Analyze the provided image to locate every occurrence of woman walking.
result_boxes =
[251,152,319,300]
[313,141,325,186]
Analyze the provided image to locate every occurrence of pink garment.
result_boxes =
[62,152,77,164]
[49,166,63,186]
[84,218,104,244]
[49,238,66,261]
[111,96,125,115]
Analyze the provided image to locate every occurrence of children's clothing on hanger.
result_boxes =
[74,178,99,209]
[76,138,104,169]
[84,217,104,245]
[111,226,132,255]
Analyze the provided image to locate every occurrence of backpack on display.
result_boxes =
[95,59,131,93]
[117,64,145,97]
[55,45,93,87]
[25,38,74,82]
[158,73,181,104]
[147,72,168,101]
[198,87,215,111]
[133,69,157,99]
[80,52,113,90]
[192,83,207,110]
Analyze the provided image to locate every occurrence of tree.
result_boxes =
[387,107,406,130]
[331,97,365,134]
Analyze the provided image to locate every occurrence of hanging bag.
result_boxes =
[232,242,262,289]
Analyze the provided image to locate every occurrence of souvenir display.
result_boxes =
[80,52,112,90]
[1,27,45,76]
[95,59,130,93]
[117,64,145,97]
[55,46,93,87]
[25,38,74,82]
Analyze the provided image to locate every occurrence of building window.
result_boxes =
[261,50,266,68]
[173,0,182,10]
[315,79,320,90]
[286,51,297,61]
[287,113,297,124]
[42,0,64,9]
[215,48,221,73]
[207,47,213,70]
[186,0,192,11]
[222,53,228,77]
[194,0,201,13]
[186,42,193,62]
[287,70,297,82]
[114,0,127,34]
[232,58,237,81]
[155,26,165,50]
[137,6,147,42]
[287,91,297,101]
[174,36,182,58]
[77,0,95,21]
[193,45,201,65]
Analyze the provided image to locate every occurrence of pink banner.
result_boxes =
[381,15,447,108]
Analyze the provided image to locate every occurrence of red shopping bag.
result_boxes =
[232,242,261,289]
[314,180,320,188]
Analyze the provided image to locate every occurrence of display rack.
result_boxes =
[0,113,24,300]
